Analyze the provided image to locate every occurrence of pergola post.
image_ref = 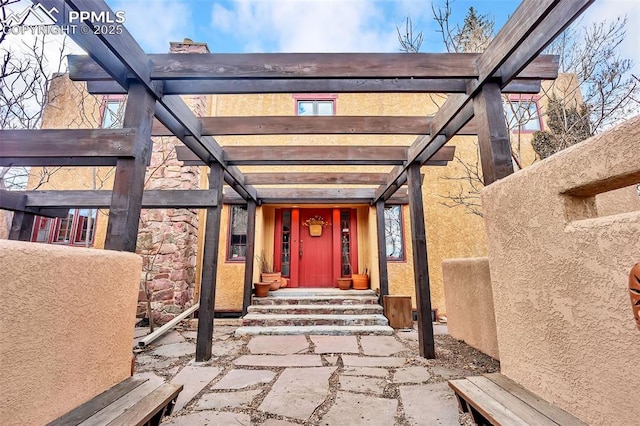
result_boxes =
[104,82,155,252]
[474,81,514,185]
[407,162,435,359]
[196,163,225,362]
[242,200,257,315]
[375,200,390,298]
[9,211,35,241]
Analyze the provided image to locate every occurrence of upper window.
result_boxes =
[228,205,248,261]
[384,205,404,261]
[101,97,125,129]
[293,94,337,116]
[504,97,542,132]
[31,209,97,246]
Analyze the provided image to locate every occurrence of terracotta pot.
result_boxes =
[254,282,271,297]
[280,277,288,288]
[352,274,369,290]
[337,278,352,290]
[269,280,280,291]
[261,272,282,283]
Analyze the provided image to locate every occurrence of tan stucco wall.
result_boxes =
[0,240,141,425]
[482,115,640,425]
[442,257,499,359]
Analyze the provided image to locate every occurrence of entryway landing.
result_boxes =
[236,288,394,336]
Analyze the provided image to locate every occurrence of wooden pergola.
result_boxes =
[0,0,592,361]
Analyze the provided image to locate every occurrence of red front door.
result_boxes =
[298,209,333,287]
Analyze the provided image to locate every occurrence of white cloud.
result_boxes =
[109,0,191,53]
[211,0,402,52]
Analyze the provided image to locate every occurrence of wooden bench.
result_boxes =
[448,373,587,426]
[47,376,183,426]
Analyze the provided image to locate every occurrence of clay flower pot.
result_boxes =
[337,278,352,290]
[269,280,280,291]
[261,272,282,283]
[254,282,271,298]
[352,274,369,290]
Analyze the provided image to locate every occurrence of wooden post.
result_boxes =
[474,81,514,185]
[196,163,225,362]
[375,200,390,298]
[9,211,35,241]
[242,200,257,315]
[407,162,435,359]
[104,82,155,252]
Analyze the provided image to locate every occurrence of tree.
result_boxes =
[398,3,639,216]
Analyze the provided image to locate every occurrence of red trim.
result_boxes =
[332,209,342,287]
[289,209,300,287]
[350,209,358,274]
[274,209,283,273]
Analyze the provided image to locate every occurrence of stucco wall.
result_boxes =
[442,257,499,359]
[482,115,640,425]
[0,240,141,425]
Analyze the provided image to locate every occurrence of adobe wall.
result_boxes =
[482,115,640,425]
[0,240,141,425]
[442,257,499,359]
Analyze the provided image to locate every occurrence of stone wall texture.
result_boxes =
[0,240,141,425]
[482,115,640,425]
[442,257,499,359]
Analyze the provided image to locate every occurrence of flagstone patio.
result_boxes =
[132,320,498,425]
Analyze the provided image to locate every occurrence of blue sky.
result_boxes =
[102,0,639,75]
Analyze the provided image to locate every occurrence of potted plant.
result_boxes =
[256,251,281,289]
[337,260,352,290]
[352,267,369,290]
[254,282,271,297]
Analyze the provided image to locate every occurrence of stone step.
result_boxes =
[268,288,378,298]
[247,304,383,315]
[253,295,379,306]
[235,325,394,336]
[242,313,389,327]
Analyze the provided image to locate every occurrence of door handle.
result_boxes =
[299,240,303,258]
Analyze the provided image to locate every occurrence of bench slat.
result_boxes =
[47,377,147,426]
[483,374,587,426]
[106,384,183,426]
[79,375,164,426]
[467,376,557,426]
[449,379,529,426]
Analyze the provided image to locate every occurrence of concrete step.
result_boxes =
[253,295,379,306]
[268,288,378,298]
[235,325,394,336]
[242,313,389,327]
[247,304,384,315]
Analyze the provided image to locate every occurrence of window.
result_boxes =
[384,205,404,261]
[504,97,542,132]
[228,205,248,261]
[31,209,97,246]
[101,97,125,128]
[293,94,337,116]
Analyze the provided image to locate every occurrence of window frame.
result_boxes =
[31,208,97,247]
[293,93,337,116]
[100,95,126,129]
[226,204,248,262]
[384,205,405,262]
[504,95,543,134]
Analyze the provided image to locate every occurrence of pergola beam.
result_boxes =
[152,116,478,137]
[176,146,455,166]
[38,0,257,203]
[14,190,219,209]
[243,173,401,185]
[0,129,137,166]
[374,0,592,203]
[69,53,559,80]
[225,188,410,205]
